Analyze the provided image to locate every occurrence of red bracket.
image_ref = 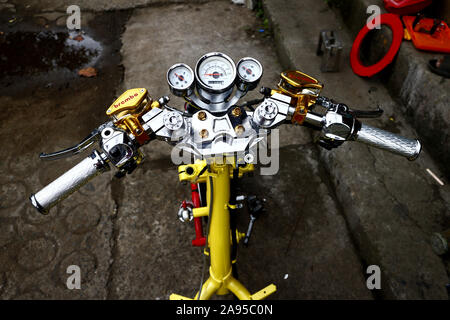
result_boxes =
[190,183,206,247]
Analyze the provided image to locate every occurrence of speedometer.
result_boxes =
[195,52,236,93]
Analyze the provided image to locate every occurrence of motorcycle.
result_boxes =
[30,52,421,300]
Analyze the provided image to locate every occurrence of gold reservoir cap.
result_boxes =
[106,88,148,116]
[281,70,320,88]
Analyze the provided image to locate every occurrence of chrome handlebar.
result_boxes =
[30,93,422,215]
[304,100,421,161]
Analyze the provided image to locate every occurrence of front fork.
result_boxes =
[171,161,276,300]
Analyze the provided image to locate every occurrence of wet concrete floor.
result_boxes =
[0,1,448,299]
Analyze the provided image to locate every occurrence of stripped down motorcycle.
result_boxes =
[30,52,421,300]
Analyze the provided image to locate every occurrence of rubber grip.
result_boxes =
[30,150,109,214]
[355,123,421,161]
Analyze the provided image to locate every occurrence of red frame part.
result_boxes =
[191,183,206,247]
[350,13,404,77]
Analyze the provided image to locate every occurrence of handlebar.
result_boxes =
[29,85,423,215]
[30,150,110,214]
[304,111,421,161]
[354,123,421,161]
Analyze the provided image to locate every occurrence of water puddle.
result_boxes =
[0,30,102,78]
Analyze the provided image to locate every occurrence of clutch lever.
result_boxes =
[39,129,101,161]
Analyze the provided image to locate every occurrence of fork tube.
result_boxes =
[208,164,232,285]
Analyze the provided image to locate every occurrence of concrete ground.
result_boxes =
[0,0,448,299]
[263,0,450,299]
[330,0,450,180]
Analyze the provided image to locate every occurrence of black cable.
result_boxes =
[236,98,264,111]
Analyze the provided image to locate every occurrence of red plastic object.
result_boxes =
[383,0,432,15]
[403,16,450,53]
[190,183,206,247]
[350,13,404,77]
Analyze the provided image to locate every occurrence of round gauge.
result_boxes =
[195,52,236,93]
[237,57,263,84]
[167,63,194,96]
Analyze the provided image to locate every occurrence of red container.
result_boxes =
[383,0,432,15]
[403,16,450,53]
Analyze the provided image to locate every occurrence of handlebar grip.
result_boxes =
[355,123,421,161]
[30,150,110,214]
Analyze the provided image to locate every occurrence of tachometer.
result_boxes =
[167,63,195,96]
[236,57,263,90]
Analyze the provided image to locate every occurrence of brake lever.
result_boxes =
[316,96,383,118]
[348,106,384,118]
[39,129,101,161]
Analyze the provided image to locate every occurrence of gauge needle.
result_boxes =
[243,66,252,75]
[174,73,184,81]
[204,73,223,76]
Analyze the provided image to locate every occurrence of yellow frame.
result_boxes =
[170,160,276,300]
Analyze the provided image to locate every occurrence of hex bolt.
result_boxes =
[231,107,242,117]
[235,125,245,135]
[198,111,207,121]
[200,129,209,138]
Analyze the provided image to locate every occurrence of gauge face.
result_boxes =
[167,63,194,92]
[195,53,236,92]
[237,57,263,84]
